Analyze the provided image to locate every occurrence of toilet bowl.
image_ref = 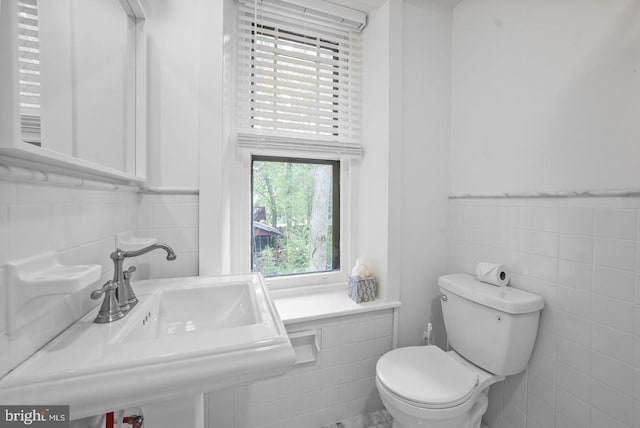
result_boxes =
[375,273,544,428]
[376,346,503,428]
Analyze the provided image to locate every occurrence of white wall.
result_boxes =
[397,0,452,347]
[451,0,640,195]
[145,0,201,188]
[358,1,393,300]
[449,0,640,427]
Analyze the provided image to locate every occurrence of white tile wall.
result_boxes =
[449,197,640,428]
[0,181,139,377]
[207,310,394,428]
[135,194,199,279]
[0,181,200,379]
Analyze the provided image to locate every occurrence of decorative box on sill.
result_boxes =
[348,275,377,303]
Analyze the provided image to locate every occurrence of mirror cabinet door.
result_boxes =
[3,0,145,182]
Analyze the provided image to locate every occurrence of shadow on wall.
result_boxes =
[429,292,446,349]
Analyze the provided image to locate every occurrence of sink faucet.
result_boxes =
[91,242,177,323]
[111,243,177,311]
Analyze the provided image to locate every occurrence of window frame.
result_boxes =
[230,152,353,291]
[250,155,341,278]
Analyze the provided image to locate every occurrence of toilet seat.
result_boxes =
[376,346,478,409]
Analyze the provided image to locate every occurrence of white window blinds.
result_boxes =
[17,0,41,145]
[237,0,364,158]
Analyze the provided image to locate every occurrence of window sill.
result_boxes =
[270,283,401,325]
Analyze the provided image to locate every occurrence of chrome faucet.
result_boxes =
[91,242,177,323]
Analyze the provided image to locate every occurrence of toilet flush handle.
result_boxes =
[440,293,448,302]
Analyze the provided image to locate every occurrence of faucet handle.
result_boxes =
[123,265,137,279]
[91,280,118,300]
[91,280,125,323]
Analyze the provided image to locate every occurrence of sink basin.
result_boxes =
[0,273,295,420]
[118,281,259,342]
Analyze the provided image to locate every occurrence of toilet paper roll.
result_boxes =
[475,262,510,287]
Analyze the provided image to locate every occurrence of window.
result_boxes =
[235,0,365,283]
[17,0,41,145]
[252,156,340,277]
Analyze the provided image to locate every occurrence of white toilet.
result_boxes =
[376,273,544,428]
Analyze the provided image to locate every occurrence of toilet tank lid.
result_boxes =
[438,274,544,314]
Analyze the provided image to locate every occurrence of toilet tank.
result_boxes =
[438,274,544,376]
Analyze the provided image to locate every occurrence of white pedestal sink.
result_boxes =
[0,273,295,426]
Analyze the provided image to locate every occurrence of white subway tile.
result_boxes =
[530,206,559,232]
[590,407,628,428]
[255,378,282,404]
[594,237,636,271]
[557,313,590,346]
[557,362,589,402]
[539,306,557,333]
[559,207,594,235]
[595,209,637,240]
[299,370,323,393]
[339,380,359,402]
[525,393,554,428]
[485,206,509,228]
[483,226,509,248]
[485,383,503,425]
[557,286,591,319]
[526,372,555,408]
[508,229,530,252]
[182,228,199,252]
[257,399,282,425]
[152,203,199,229]
[356,358,377,381]
[591,294,634,333]
[591,351,633,397]
[557,260,592,291]
[558,234,593,264]
[208,388,235,416]
[530,254,557,282]
[321,325,341,348]
[340,322,360,345]
[180,252,199,277]
[557,337,590,373]
[502,403,525,428]
[374,314,393,338]
[508,206,530,230]
[555,388,589,428]
[590,378,633,427]
[357,320,377,341]
[152,228,184,251]
[593,265,635,301]
[234,384,258,407]
[530,231,558,257]
[0,333,8,378]
[502,372,526,411]
[0,205,8,266]
[15,183,73,204]
[321,386,340,408]
[374,336,392,358]
[150,253,182,279]
[591,323,633,365]
[137,197,153,228]
[8,204,53,260]
[0,181,17,204]
[528,347,555,383]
